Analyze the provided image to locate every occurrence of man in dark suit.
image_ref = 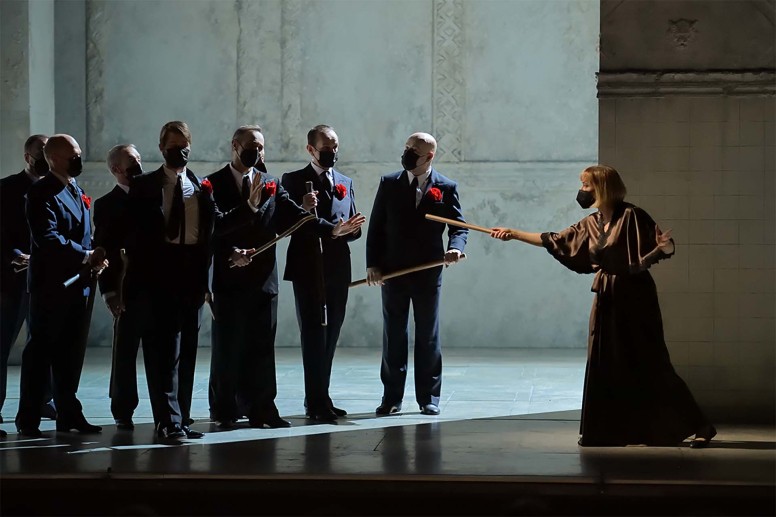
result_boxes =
[127,121,258,440]
[208,125,362,429]
[93,144,144,430]
[366,132,468,416]
[282,125,365,423]
[15,134,108,437]
[0,135,58,436]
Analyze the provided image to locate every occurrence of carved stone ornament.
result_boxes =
[667,18,698,49]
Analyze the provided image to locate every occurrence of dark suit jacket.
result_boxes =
[93,185,129,297]
[207,165,335,295]
[281,164,361,285]
[366,168,468,285]
[0,171,34,295]
[126,166,252,297]
[25,173,93,295]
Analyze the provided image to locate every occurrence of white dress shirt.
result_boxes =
[229,163,257,196]
[162,165,200,245]
[407,168,432,208]
[310,161,334,190]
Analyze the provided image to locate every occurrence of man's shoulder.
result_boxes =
[430,169,457,187]
[94,186,124,208]
[206,165,231,184]
[0,171,28,189]
[381,170,404,182]
[282,164,313,179]
[26,173,60,199]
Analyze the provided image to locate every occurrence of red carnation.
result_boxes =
[81,194,92,209]
[334,183,347,201]
[427,187,443,202]
[200,178,213,194]
[264,181,277,197]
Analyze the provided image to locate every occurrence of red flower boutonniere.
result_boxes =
[200,178,213,195]
[427,187,443,202]
[263,181,277,197]
[81,194,92,209]
[334,183,348,201]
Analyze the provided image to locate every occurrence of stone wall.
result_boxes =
[1,0,600,354]
[598,0,775,422]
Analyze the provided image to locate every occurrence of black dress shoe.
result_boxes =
[184,418,195,426]
[307,408,338,423]
[250,415,292,429]
[0,428,6,438]
[115,419,135,431]
[216,419,237,429]
[690,425,717,449]
[157,424,185,439]
[17,427,43,438]
[181,426,204,439]
[330,406,347,417]
[56,418,102,434]
[375,402,402,416]
[40,402,58,421]
[420,404,440,416]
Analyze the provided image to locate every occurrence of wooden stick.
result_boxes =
[350,254,467,288]
[424,214,491,234]
[229,213,317,268]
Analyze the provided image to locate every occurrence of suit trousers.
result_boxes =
[380,276,442,407]
[292,279,348,412]
[144,289,202,427]
[209,290,279,422]
[109,292,151,421]
[16,287,89,429]
[1,289,28,414]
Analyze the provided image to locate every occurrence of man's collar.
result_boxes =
[163,164,187,179]
[310,161,332,176]
[50,170,72,186]
[116,183,130,194]
[229,162,253,177]
[407,168,431,185]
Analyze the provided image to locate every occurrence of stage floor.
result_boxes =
[1,348,774,516]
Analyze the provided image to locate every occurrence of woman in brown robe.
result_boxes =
[491,165,716,447]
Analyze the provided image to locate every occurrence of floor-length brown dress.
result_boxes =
[542,201,709,446]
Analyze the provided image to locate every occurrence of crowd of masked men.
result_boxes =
[0,122,468,440]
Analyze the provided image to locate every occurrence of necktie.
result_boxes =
[67,182,80,202]
[321,172,333,194]
[166,175,184,241]
[242,174,251,201]
[410,176,419,207]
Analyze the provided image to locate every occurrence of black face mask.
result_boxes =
[255,160,268,173]
[316,149,338,169]
[401,149,425,171]
[68,155,83,177]
[32,155,49,176]
[164,147,189,168]
[576,189,595,209]
[126,162,143,178]
[239,147,260,168]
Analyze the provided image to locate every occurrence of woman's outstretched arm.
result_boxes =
[490,228,543,247]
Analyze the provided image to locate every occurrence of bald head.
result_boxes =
[406,132,437,154]
[402,132,437,174]
[44,134,82,177]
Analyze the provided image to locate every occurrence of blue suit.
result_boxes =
[366,168,468,407]
[15,173,93,429]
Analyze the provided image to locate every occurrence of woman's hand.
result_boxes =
[490,228,514,241]
[656,225,674,254]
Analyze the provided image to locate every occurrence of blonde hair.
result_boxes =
[580,165,627,208]
[159,121,192,146]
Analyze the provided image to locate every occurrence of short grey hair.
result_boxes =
[107,144,137,170]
